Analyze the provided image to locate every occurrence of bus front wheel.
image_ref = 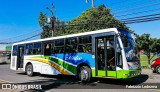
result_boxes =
[79,66,91,82]
[26,64,34,76]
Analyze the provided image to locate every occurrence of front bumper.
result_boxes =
[117,69,141,79]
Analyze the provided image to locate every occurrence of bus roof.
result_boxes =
[13,28,119,45]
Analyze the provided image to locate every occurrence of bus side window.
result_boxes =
[79,36,91,44]
[33,42,41,55]
[78,35,92,53]
[54,47,64,54]
[78,45,84,52]
[78,44,91,53]
[65,45,77,53]
[65,37,77,53]
[13,45,17,56]
[55,39,64,46]
[25,43,33,55]
[44,43,52,56]
[54,39,64,54]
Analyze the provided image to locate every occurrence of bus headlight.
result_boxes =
[123,74,130,76]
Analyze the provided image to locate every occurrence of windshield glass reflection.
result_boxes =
[119,30,139,61]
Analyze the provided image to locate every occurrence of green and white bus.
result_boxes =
[10,28,141,82]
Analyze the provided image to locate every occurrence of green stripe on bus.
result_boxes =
[97,70,106,76]
[41,56,77,74]
[92,69,141,79]
[92,69,116,77]
[91,69,96,77]
[108,71,116,77]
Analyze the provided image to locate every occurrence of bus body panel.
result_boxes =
[25,53,95,75]
[10,56,17,70]
[23,55,63,75]
[23,55,42,73]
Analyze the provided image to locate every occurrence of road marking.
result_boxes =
[0,79,12,83]
[148,89,160,92]
[93,81,100,84]
[0,81,6,83]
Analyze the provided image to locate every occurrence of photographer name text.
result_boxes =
[126,85,158,89]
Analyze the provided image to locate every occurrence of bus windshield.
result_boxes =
[119,29,139,62]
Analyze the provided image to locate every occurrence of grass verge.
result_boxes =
[140,55,158,69]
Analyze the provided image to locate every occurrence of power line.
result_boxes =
[112,0,157,11]
[120,13,160,21]
[1,16,160,44]
[14,33,41,43]
[114,2,160,14]
[115,7,160,18]
[123,17,160,24]
[0,29,42,44]
[0,33,41,44]
[2,12,160,44]
[0,29,42,42]
[122,15,160,24]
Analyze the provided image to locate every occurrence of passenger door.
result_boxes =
[95,35,116,77]
[17,46,24,69]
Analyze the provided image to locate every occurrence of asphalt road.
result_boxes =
[0,64,159,92]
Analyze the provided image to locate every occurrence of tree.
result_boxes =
[136,34,159,65]
[38,11,51,38]
[39,5,133,38]
[63,5,132,35]
[54,20,66,36]
[38,11,47,27]
[38,11,66,38]
[40,25,52,38]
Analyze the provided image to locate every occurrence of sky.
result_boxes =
[0,0,160,49]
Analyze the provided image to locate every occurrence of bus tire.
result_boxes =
[26,64,34,76]
[79,66,91,82]
[156,65,160,74]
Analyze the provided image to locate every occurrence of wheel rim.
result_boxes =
[80,69,88,81]
[27,66,32,75]
[158,67,160,73]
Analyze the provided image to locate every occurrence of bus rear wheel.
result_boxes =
[79,66,91,82]
[26,64,34,76]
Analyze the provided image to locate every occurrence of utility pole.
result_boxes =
[92,0,95,8]
[46,3,56,37]
[86,0,95,8]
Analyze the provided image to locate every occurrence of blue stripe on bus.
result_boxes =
[51,53,95,67]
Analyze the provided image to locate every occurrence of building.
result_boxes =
[0,46,12,63]
[0,50,11,63]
